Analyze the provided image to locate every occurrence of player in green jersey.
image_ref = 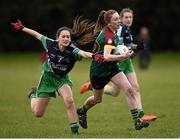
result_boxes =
[80,8,157,123]
[11,17,96,135]
[76,9,149,130]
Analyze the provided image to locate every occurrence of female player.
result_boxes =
[80,8,157,122]
[11,17,96,135]
[77,9,149,130]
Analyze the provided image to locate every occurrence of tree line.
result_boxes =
[1,0,179,52]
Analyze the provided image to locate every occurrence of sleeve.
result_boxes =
[70,43,82,61]
[40,35,48,51]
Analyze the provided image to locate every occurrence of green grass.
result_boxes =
[0,52,180,138]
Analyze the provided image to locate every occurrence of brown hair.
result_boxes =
[119,8,133,18]
[56,16,96,46]
[94,9,118,34]
[71,16,96,46]
[93,10,106,35]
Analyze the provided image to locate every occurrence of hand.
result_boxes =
[122,50,134,60]
[92,54,104,63]
[11,20,24,31]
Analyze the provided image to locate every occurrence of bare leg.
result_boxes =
[111,72,137,109]
[77,88,104,129]
[126,72,142,109]
[104,83,121,97]
[31,97,50,117]
[58,84,79,134]
[83,88,104,109]
[110,72,149,129]
[58,84,77,123]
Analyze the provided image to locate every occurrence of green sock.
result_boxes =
[70,123,79,135]
[138,109,145,118]
[131,108,140,124]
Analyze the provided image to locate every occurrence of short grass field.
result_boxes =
[0,52,180,138]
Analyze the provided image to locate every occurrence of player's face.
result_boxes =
[57,30,71,47]
[121,12,133,27]
[109,12,121,31]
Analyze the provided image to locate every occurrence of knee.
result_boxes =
[132,84,140,93]
[111,90,120,97]
[32,110,44,118]
[125,86,134,96]
[64,97,74,109]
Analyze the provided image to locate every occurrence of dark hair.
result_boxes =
[56,27,72,39]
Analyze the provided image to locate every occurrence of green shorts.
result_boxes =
[117,59,135,74]
[36,71,72,98]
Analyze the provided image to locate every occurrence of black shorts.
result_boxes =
[90,66,121,90]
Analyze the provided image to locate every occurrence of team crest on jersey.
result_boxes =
[107,39,112,44]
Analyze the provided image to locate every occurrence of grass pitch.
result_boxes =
[0,52,180,138]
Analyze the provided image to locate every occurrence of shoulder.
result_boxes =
[104,26,114,36]
[117,26,123,36]
[104,26,115,40]
[46,38,57,46]
[69,43,77,49]
[68,43,80,52]
[46,37,56,43]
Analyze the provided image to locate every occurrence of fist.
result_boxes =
[92,54,104,63]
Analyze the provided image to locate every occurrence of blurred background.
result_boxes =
[1,0,180,137]
[1,0,180,52]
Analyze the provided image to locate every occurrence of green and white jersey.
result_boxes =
[90,26,123,76]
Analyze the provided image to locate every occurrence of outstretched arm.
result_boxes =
[78,50,93,58]
[22,27,42,41]
[11,20,43,41]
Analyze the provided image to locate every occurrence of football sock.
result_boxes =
[138,109,145,118]
[131,108,140,124]
[70,123,79,135]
